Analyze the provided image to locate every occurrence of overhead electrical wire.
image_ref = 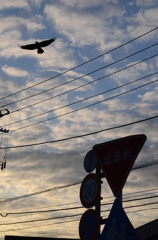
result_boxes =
[4,190,158,220]
[3,191,158,222]
[0,26,157,102]
[8,76,158,131]
[126,206,158,214]
[1,114,158,148]
[121,189,158,200]
[4,54,157,132]
[1,206,158,233]
[0,219,81,233]
[1,188,158,228]
[1,42,158,109]
[0,213,82,226]
[6,70,158,126]
[123,195,158,203]
[1,195,158,217]
[0,181,81,204]
[123,201,158,209]
[5,186,158,219]
[1,200,158,226]
[6,52,158,119]
[0,159,157,205]
[1,206,157,235]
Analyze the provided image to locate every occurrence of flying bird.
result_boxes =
[20,38,56,54]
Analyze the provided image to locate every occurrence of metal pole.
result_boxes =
[118,190,122,207]
[95,162,101,237]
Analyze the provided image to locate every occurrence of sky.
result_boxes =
[0,0,158,239]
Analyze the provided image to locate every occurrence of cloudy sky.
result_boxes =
[0,0,157,239]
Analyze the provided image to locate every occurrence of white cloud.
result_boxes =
[105,60,149,84]
[0,30,22,49]
[2,65,29,77]
[38,39,76,69]
[0,0,29,10]
[78,51,89,61]
[126,8,158,39]
[0,16,45,34]
[103,99,128,110]
[44,3,125,51]
[44,4,104,46]
[59,0,118,9]
[136,0,157,7]
[138,86,158,102]
[104,54,113,63]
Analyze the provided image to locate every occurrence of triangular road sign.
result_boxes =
[93,134,146,197]
[100,199,140,240]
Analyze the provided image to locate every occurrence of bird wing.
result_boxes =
[40,38,56,48]
[21,43,37,50]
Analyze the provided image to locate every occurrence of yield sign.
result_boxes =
[93,134,146,197]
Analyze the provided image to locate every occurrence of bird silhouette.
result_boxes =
[21,38,56,54]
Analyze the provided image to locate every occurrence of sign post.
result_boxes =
[79,151,102,240]
[79,134,146,240]
[93,134,146,197]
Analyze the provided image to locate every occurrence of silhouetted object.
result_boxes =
[0,161,6,170]
[0,109,10,118]
[0,128,9,133]
[21,38,56,54]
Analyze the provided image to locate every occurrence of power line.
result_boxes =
[0,213,82,226]
[6,186,158,217]
[124,201,158,209]
[123,195,158,203]
[2,42,158,109]
[0,160,157,206]
[1,206,157,233]
[3,189,158,220]
[2,205,158,234]
[0,205,83,217]
[0,27,157,102]
[1,114,158,148]
[126,206,158,214]
[7,69,158,126]
[1,196,158,219]
[1,200,158,226]
[9,76,158,131]
[0,218,81,233]
[132,160,158,170]
[101,197,158,209]
[0,181,81,204]
[2,195,157,217]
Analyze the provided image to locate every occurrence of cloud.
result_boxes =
[0,16,45,34]
[2,65,29,77]
[38,39,76,69]
[44,2,125,51]
[0,2,157,238]
[104,60,150,84]
[126,8,158,40]
[28,0,43,7]
[0,0,29,10]
[138,86,158,102]
[104,54,113,63]
[136,0,158,7]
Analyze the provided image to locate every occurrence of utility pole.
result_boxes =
[0,109,10,171]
